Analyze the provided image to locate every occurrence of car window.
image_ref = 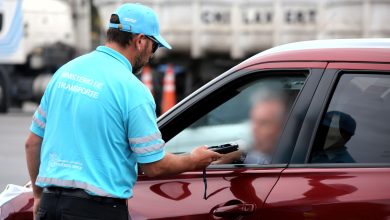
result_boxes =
[310,73,390,164]
[165,73,307,165]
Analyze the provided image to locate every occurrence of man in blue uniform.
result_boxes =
[25,3,220,220]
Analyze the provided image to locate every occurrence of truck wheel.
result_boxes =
[0,69,10,113]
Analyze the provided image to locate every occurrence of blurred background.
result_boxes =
[0,0,389,189]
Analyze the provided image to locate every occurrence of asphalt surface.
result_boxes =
[0,105,36,191]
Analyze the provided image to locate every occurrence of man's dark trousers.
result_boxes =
[36,188,129,220]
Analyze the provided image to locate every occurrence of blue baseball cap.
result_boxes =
[108,3,172,50]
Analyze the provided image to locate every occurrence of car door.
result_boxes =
[263,63,390,220]
[127,63,326,219]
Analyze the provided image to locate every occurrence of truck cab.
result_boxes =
[0,0,75,113]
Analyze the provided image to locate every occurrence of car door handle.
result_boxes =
[212,203,255,217]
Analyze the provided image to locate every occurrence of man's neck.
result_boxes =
[105,42,135,67]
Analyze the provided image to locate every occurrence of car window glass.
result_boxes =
[310,73,390,164]
[165,74,307,165]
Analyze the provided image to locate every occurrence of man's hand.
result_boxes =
[190,146,221,170]
[212,150,242,164]
[33,196,41,220]
[25,132,43,219]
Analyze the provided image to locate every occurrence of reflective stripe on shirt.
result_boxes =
[37,176,115,197]
[130,141,165,154]
[128,132,161,144]
[37,106,47,119]
[32,115,46,129]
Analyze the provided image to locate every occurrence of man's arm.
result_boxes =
[140,146,220,177]
[212,150,242,164]
[25,132,43,199]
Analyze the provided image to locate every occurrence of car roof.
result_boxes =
[236,38,390,69]
[159,39,389,120]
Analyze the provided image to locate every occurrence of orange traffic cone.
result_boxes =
[161,64,176,113]
[141,65,154,94]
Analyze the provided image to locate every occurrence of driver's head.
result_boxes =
[250,90,287,154]
[106,3,171,75]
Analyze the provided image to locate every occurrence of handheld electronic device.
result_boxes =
[207,140,245,154]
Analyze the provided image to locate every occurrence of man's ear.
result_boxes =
[133,34,145,51]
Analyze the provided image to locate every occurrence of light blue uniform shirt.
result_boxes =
[30,46,165,199]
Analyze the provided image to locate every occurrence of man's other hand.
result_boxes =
[33,196,41,220]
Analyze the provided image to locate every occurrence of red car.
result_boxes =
[1,39,390,220]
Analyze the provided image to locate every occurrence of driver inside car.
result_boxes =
[310,111,356,163]
[214,89,288,165]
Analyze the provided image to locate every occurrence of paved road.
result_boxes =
[0,107,35,191]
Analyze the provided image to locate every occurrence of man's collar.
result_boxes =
[96,46,133,72]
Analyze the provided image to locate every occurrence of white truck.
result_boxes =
[0,0,76,112]
[94,0,390,113]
